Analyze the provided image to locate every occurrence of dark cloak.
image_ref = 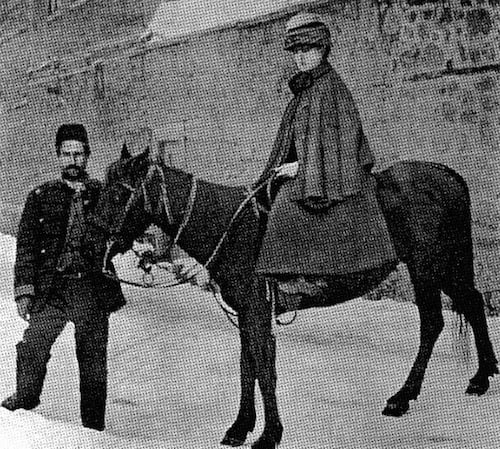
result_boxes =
[255,62,397,276]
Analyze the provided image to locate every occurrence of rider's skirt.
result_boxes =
[256,175,397,277]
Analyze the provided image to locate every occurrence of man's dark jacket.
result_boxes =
[14,178,125,314]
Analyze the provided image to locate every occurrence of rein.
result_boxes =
[101,166,299,328]
[102,167,275,290]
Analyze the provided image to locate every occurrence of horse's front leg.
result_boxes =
[222,325,257,447]
[252,329,283,449]
[246,298,283,449]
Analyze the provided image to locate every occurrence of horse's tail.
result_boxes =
[418,163,477,308]
[376,160,475,307]
[431,163,475,289]
[408,161,474,288]
[442,170,478,367]
[403,162,475,363]
[379,161,496,372]
[425,164,476,364]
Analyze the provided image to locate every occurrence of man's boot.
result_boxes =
[2,341,49,411]
[1,393,40,411]
[80,379,106,431]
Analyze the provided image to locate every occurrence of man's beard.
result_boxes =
[62,164,86,181]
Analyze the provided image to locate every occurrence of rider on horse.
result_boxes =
[254,12,397,293]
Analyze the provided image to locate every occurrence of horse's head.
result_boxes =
[94,145,195,267]
[93,146,154,258]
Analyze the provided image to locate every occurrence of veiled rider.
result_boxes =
[254,12,397,293]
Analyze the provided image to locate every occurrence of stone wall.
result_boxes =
[1,0,500,296]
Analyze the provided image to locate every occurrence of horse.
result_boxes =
[92,148,498,449]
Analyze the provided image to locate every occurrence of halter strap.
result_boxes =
[143,163,198,249]
[142,164,175,225]
[119,182,135,192]
[171,177,198,248]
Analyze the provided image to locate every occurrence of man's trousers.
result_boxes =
[16,277,109,430]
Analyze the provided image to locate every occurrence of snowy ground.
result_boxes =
[1,233,500,448]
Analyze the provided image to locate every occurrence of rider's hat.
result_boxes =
[284,12,331,52]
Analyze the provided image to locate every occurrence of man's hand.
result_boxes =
[16,295,32,322]
[274,162,299,179]
[132,240,155,257]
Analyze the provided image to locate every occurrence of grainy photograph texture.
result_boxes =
[0,1,500,448]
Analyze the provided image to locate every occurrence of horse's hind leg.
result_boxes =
[442,283,498,395]
[383,282,444,417]
[222,327,257,447]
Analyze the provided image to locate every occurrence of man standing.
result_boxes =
[2,124,125,431]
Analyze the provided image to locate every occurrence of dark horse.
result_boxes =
[92,149,498,449]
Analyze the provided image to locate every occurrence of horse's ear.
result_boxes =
[143,146,151,159]
[120,143,131,160]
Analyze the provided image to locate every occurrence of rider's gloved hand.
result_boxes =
[274,162,299,179]
[16,295,33,322]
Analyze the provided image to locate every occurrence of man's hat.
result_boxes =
[284,12,331,51]
[55,124,89,148]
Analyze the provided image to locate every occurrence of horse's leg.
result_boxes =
[222,325,257,447]
[243,285,283,449]
[383,281,444,417]
[442,284,498,395]
[250,323,283,449]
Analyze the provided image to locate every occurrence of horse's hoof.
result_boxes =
[382,400,409,417]
[221,434,247,447]
[466,378,489,396]
[251,436,279,449]
[251,425,282,449]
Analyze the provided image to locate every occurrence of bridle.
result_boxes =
[101,162,196,288]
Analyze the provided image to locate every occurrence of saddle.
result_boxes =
[277,276,327,296]
[269,275,330,316]
[269,260,398,315]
